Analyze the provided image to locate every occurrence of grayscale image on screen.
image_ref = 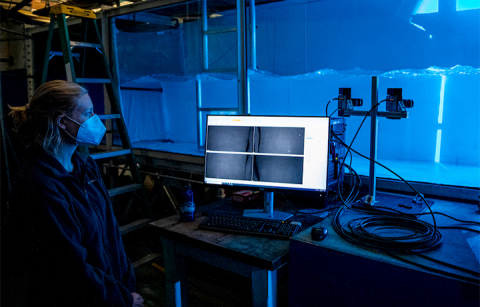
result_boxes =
[253,155,303,184]
[205,152,253,181]
[255,127,305,155]
[205,125,305,185]
[206,126,253,152]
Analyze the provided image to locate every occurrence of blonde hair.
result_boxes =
[9,80,88,155]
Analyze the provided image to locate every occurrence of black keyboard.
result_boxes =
[199,213,302,239]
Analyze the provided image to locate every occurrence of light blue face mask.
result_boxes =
[63,114,106,146]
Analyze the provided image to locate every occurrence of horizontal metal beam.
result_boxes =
[346,174,480,202]
[25,16,83,35]
[342,110,408,119]
[104,0,193,19]
[90,149,131,160]
[115,11,176,26]
[97,114,121,120]
[0,27,32,38]
[205,27,237,35]
[120,87,163,92]
[197,107,238,112]
[76,78,111,84]
[205,68,237,73]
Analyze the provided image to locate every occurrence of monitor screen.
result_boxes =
[204,115,330,193]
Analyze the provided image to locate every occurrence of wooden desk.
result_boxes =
[288,198,480,306]
[150,211,291,307]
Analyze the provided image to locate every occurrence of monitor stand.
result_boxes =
[243,191,293,220]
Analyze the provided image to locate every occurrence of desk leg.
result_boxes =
[161,237,188,307]
[251,268,277,307]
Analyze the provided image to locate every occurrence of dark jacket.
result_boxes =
[10,148,136,306]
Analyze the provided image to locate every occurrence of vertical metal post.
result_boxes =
[108,17,123,105]
[249,0,256,70]
[196,78,203,148]
[264,191,274,214]
[237,0,247,115]
[198,0,207,148]
[368,76,379,205]
[202,0,208,71]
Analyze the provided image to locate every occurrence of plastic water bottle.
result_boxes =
[180,184,195,222]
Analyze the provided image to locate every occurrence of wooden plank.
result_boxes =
[163,185,180,214]
[108,183,142,197]
[132,253,162,269]
[120,218,152,235]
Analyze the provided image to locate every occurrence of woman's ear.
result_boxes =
[56,114,67,130]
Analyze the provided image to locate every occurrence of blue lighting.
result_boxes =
[414,0,439,14]
[435,129,442,163]
[457,0,480,11]
[199,112,203,146]
[438,75,446,124]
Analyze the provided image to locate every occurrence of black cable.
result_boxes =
[326,102,475,277]
[418,211,480,225]
[333,201,442,250]
[385,251,480,285]
[329,108,339,117]
[352,204,480,226]
[281,192,341,215]
[325,100,332,116]
[325,99,338,117]
[331,130,437,229]
[343,164,361,205]
[330,99,441,252]
[338,204,480,235]
[335,101,385,207]
[410,250,480,277]
[329,137,356,204]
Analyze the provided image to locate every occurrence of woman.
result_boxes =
[9,80,144,307]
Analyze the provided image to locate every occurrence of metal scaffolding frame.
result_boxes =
[196,0,254,148]
[98,0,255,149]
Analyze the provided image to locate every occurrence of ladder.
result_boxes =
[42,4,152,236]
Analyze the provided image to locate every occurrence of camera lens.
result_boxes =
[352,98,363,107]
[403,99,414,108]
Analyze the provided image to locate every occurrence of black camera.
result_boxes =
[386,88,414,113]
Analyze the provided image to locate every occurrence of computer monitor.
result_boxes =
[204,115,331,220]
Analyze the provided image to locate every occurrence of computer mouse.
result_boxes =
[311,227,328,241]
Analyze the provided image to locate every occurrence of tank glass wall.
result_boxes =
[114,0,479,188]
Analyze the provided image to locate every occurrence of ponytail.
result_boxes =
[8,80,87,155]
[8,105,35,148]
